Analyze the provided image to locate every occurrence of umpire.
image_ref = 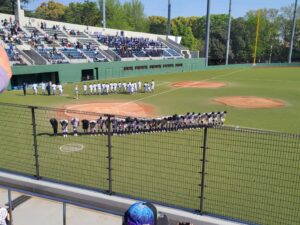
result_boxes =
[50,118,58,136]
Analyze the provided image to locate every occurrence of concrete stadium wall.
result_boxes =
[0,171,244,225]
[11,58,206,86]
[0,12,179,41]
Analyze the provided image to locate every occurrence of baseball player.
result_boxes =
[118,82,122,93]
[93,83,97,95]
[113,82,117,93]
[74,85,79,99]
[60,119,69,138]
[32,83,38,95]
[122,81,127,93]
[83,83,87,95]
[71,118,80,136]
[89,83,93,95]
[138,80,142,92]
[58,84,63,95]
[41,82,46,95]
[82,119,89,133]
[106,83,110,94]
[151,80,155,94]
[97,116,104,135]
[89,120,97,136]
[109,83,113,93]
[50,118,58,136]
[97,83,102,95]
[52,83,57,95]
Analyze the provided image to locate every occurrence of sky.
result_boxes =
[26,0,296,18]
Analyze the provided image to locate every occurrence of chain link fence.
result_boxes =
[0,102,299,225]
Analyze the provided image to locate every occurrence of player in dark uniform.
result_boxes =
[82,119,89,134]
[50,118,58,136]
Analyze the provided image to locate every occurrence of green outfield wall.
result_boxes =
[10,58,205,87]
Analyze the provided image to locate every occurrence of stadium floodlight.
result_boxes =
[102,0,106,29]
[205,0,211,67]
[288,0,298,64]
[225,0,232,65]
[167,0,171,38]
[253,10,261,65]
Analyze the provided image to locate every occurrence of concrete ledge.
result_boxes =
[0,171,244,225]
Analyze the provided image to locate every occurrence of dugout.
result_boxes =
[10,72,59,89]
[81,69,95,81]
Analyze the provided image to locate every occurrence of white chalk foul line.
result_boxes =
[120,68,249,107]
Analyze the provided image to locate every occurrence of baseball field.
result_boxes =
[0,66,299,225]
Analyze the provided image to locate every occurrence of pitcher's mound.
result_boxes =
[215,96,285,109]
[172,81,226,88]
[62,102,155,119]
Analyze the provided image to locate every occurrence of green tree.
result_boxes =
[123,0,148,32]
[64,0,101,26]
[99,0,131,30]
[35,0,67,21]
[148,16,167,34]
[0,0,31,14]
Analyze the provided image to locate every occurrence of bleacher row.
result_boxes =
[0,19,185,65]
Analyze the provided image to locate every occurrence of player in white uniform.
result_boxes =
[60,119,69,138]
[106,83,110,94]
[97,83,102,95]
[122,82,127,93]
[93,83,97,95]
[71,118,80,136]
[151,80,155,94]
[89,120,97,136]
[32,83,38,95]
[58,84,63,95]
[74,85,79,99]
[52,83,57,95]
[41,82,46,95]
[83,83,87,95]
[113,83,117,93]
[138,80,142,92]
[89,83,93,95]
[134,82,137,92]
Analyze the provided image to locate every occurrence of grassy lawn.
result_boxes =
[0,67,300,225]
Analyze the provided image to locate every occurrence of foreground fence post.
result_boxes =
[30,106,40,179]
[8,189,13,225]
[63,202,67,225]
[200,126,208,214]
[106,115,113,195]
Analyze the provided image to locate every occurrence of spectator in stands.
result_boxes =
[0,206,10,225]
[123,202,169,225]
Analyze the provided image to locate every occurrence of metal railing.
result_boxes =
[0,102,299,225]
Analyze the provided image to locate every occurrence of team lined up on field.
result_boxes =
[49,111,227,137]
[75,80,155,98]
[29,80,155,96]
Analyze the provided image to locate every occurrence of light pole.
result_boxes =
[167,0,171,38]
[288,0,298,64]
[225,0,232,65]
[102,0,106,28]
[205,0,211,66]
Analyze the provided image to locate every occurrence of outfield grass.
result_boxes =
[0,67,300,225]
[1,67,300,133]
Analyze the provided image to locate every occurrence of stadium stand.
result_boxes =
[0,13,189,65]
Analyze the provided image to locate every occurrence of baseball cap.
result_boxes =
[123,202,157,225]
